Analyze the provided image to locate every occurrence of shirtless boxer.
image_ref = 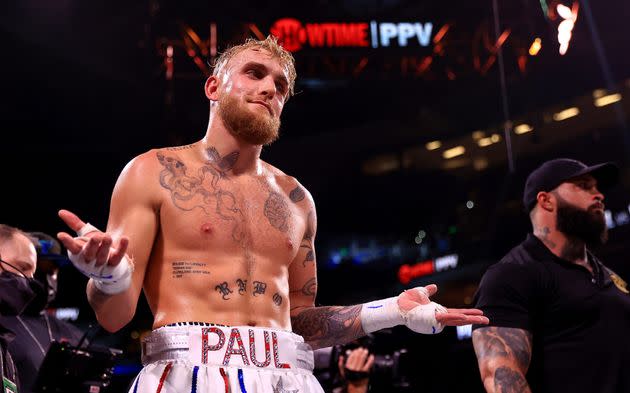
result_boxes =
[57,36,488,393]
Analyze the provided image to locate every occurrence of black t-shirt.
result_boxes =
[473,234,630,393]
[0,313,83,393]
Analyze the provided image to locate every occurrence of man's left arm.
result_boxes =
[288,200,365,349]
[288,194,489,349]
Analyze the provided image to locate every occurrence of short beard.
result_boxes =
[556,196,608,246]
[218,93,280,146]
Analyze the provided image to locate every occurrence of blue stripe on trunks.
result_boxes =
[132,373,140,393]
[238,368,248,393]
[191,366,199,393]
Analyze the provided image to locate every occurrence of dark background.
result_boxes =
[2,0,630,391]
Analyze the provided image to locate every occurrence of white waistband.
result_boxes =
[141,324,314,372]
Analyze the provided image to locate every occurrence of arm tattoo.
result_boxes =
[300,211,315,266]
[291,278,317,298]
[291,305,364,349]
[289,185,305,203]
[264,191,290,232]
[473,327,532,370]
[494,367,530,393]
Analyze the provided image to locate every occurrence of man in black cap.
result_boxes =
[471,158,630,393]
[0,232,84,393]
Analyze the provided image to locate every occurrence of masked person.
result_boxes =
[0,231,83,393]
[0,224,44,393]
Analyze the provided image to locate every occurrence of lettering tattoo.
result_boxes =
[264,192,290,232]
[171,261,210,279]
[273,293,283,306]
[289,185,305,203]
[494,367,530,393]
[291,277,317,298]
[534,226,556,250]
[156,148,255,273]
[252,281,267,296]
[236,278,247,295]
[300,211,315,266]
[291,305,364,349]
[215,282,233,300]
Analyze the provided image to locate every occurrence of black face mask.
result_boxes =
[23,271,57,315]
[0,271,45,316]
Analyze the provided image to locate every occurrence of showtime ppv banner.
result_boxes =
[269,18,434,52]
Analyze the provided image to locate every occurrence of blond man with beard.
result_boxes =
[56,36,487,393]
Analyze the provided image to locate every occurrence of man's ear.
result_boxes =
[536,191,554,212]
[205,75,219,101]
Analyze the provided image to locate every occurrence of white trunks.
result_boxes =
[128,322,324,393]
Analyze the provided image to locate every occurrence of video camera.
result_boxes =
[34,340,121,393]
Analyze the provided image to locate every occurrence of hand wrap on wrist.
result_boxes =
[67,223,133,295]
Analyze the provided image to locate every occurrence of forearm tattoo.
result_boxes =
[473,327,532,392]
[494,367,530,393]
[291,305,364,349]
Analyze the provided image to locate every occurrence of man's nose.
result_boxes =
[259,76,277,97]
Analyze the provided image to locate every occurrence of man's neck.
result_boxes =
[201,114,263,175]
[533,225,588,266]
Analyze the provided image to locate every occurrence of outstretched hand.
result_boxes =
[398,284,489,326]
[57,209,129,268]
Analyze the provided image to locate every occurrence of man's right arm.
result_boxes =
[61,153,160,333]
[472,326,533,393]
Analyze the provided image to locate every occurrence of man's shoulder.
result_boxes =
[485,241,545,278]
[263,163,314,205]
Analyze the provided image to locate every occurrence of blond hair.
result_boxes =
[212,36,297,98]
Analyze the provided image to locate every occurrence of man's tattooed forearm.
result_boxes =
[494,367,530,393]
[264,192,290,232]
[291,305,364,349]
[289,185,305,203]
[171,261,210,279]
[473,327,532,370]
[291,278,317,298]
[215,282,233,300]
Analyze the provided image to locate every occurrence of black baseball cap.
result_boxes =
[523,158,619,211]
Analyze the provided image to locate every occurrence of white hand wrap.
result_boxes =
[360,288,446,335]
[67,223,133,295]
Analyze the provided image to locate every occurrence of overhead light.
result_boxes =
[528,37,542,56]
[425,140,442,151]
[478,137,493,147]
[594,93,621,107]
[471,130,485,140]
[490,134,501,143]
[442,146,465,159]
[514,124,533,134]
[553,107,580,121]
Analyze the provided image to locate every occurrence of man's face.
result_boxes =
[0,233,37,278]
[553,174,607,245]
[216,48,290,145]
